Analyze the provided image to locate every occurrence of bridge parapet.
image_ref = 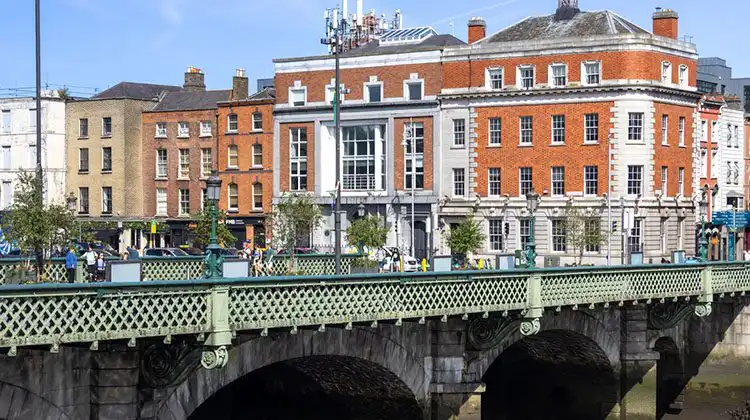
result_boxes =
[1,263,746,365]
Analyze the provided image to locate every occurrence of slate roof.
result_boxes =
[92,82,180,100]
[151,90,231,112]
[246,87,275,101]
[274,34,465,62]
[482,10,649,44]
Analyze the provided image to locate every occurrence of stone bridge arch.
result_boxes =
[0,381,72,420]
[155,323,429,419]
[466,308,621,381]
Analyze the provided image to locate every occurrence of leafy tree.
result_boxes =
[3,171,75,280]
[346,215,388,253]
[56,88,70,99]
[563,206,604,265]
[190,206,237,249]
[268,193,323,271]
[446,216,485,258]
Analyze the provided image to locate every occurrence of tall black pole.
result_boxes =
[334,25,342,275]
[35,0,42,185]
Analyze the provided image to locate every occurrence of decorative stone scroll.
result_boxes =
[141,342,202,388]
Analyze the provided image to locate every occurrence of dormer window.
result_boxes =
[583,61,601,85]
[519,66,534,89]
[404,74,424,101]
[662,62,672,83]
[550,64,567,87]
[364,76,383,103]
[487,68,503,90]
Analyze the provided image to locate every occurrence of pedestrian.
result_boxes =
[65,247,77,283]
[96,253,106,281]
[120,252,129,261]
[127,246,140,260]
[83,246,97,281]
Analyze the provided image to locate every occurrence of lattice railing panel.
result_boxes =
[0,289,210,347]
[711,265,750,294]
[271,255,356,275]
[228,274,528,330]
[541,267,703,307]
[141,259,205,281]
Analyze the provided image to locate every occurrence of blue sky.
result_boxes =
[0,0,747,95]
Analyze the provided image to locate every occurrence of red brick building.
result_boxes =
[274,27,464,257]
[438,3,700,264]
[216,71,275,248]
[141,67,230,247]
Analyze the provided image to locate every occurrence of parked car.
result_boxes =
[379,247,420,272]
[143,248,189,257]
[181,247,204,256]
[276,248,319,255]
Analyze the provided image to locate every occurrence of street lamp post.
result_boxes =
[729,204,737,262]
[205,173,223,279]
[698,195,709,263]
[607,133,613,266]
[525,189,540,269]
[402,120,416,257]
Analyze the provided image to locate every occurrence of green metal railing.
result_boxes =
[0,254,361,284]
[0,262,745,352]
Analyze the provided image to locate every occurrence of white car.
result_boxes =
[378,247,421,272]
[401,255,420,272]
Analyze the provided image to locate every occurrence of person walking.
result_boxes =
[82,246,97,281]
[65,247,77,283]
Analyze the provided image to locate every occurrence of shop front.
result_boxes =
[225,217,266,250]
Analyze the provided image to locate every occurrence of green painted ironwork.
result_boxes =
[0,262,744,351]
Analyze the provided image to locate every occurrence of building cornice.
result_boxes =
[439,84,701,102]
[273,100,440,116]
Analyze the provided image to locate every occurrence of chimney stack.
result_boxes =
[468,17,486,44]
[555,0,580,20]
[652,7,679,40]
[183,66,206,92]
[232,68,249,101]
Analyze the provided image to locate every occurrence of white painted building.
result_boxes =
[715,100,745,211]
[0,93,67,208]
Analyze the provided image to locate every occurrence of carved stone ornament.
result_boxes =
[141,342,202,389]
[694,302,712,318]
[467,316,520,351]
[519,318,541,336]
[647,303,694,330]
[201,346,229,369]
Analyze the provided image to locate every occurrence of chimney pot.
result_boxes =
[468,17,486,44]
[232,69,249,101]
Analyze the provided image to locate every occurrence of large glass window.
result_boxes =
[678,167,685,195]
[520,66,534,89]
[79,148,89,173]
[179,149,190,178]
[102,147,112,172]
[252,183,263,210]
[662,115,669,145]
[102,187,112,214]
[79,118,88,138]
[155,188,166,215]
[253,144,263,167]
[488,68,503,90]
[661,166,668,195]
[156,149,167,178]
[79,187,89,214]
[290,128,308,191]
[453,168,465,197]
[679,117,685,146]
[403,123,423,190]
[520,219,530,250]
[179,189,190,216]
[342,125,378,191]
[584,62,600,85]
[201,148,212,177]
[453,119,465,147]
[551,64,567,87]
[228,145,238,168]
[228,183,238,211]
[102,117,112,136]
[629,219,643,253]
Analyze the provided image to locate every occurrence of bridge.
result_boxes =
[1,262,750,419]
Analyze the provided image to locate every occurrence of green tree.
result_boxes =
[446,216,485,258]
[267,193,323,271]
[56,88,71,99]
[563,206,604,265]
[190,206,237,249]
[4,171,75,280]
[346,214,388,253]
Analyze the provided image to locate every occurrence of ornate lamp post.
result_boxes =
[698,194,709,263]
[205,174,223,279]
[525,189,540,269]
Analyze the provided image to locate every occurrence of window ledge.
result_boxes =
[251,129,263,133]
[155,177,168,181]
[625,141,646,146]
[661,143,670,147]
[251,208,263,213]
[78,212,90,216]
[518,144,533,148]
[155,135,167,139]
[101,213,113,217]
[101,170,112,174]
[78,170,89,175]
[549,143,566,147]
[177,177,190,181]
[451,145,467,150]
[199,134,212,138]
[101,135,112,139]
[582,142,599,146]
[251,165,263,170]
[155,213,168,217]
[78,136,89,140]
[486,144,501,149]
[176,135,189,139]
[226,167,239,172]
[678,145,687,148]
[225,131,239,135]
[227,209,239,214]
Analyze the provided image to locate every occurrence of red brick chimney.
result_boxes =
[184,66,206,92]
[652,7,679,40]
[231,68,249,101]
[468,17,486,44]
